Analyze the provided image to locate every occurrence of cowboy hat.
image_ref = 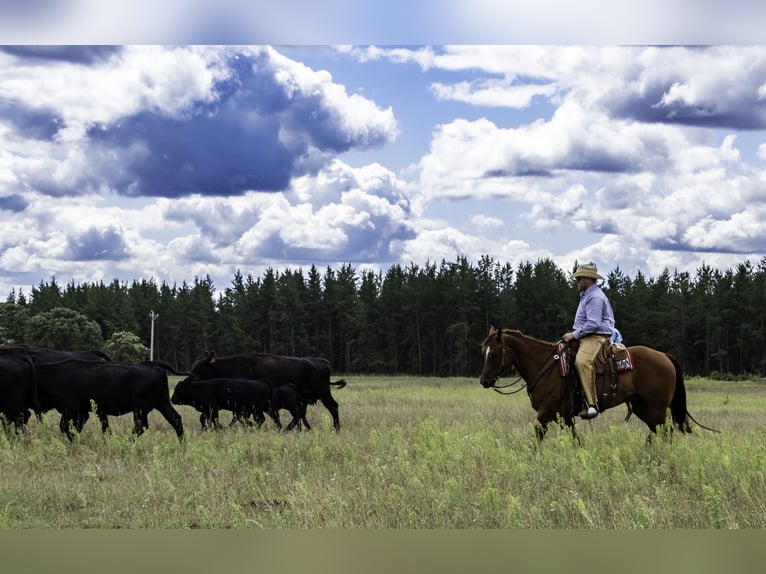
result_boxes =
[572,263,604,281]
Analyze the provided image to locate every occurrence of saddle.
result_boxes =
[557,338,635,402]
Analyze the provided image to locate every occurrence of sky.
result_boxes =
[2,2,766,298]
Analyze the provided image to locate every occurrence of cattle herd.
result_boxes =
[0,345,348,440]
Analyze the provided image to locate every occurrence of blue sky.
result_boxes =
[1,3,766,297]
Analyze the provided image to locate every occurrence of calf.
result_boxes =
[171,377,278,430]
[34,359,184,441]
[270,383,310,431]
[188,351,347,430]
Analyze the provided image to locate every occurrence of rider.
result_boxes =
[562,263,616,420]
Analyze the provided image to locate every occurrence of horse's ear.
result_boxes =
[488,323,500,336]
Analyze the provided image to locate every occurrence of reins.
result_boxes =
[491,339,562,395]
[492,375,527,395]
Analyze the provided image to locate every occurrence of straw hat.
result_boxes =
[572,263,604,281]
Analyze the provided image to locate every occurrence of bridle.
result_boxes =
[483,343,525,394]
[485,339,563,396]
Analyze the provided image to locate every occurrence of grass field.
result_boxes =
[0,375,764,528]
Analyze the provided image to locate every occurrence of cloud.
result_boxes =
[470,214,503,230]
[4,44,766,299]
[605,47,766,129]
[0,46,398,199]
[0,194,28,212]
[0,45,120,64]
[161,159,414,265]
[414,104,680,207]
[66,225,129,261]
[367,45,766,130]
[431,79,556,108]
[390,45,766,262]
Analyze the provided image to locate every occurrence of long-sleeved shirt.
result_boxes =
[572,283,616,340]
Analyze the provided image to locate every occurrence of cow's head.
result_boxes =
[170,377,193,405]
[189,351,216,378]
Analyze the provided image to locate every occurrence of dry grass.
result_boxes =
[0,376,763,528]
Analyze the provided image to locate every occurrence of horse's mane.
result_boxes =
[482,328,556,348]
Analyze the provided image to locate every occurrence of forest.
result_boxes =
[1,255,765,378]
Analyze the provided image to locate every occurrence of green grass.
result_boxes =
[0,376,764,528]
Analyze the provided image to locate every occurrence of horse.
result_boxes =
[479,326,712,440]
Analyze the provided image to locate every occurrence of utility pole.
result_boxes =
[149,310,159,361]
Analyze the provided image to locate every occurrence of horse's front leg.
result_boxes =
[564,416,582,446]
[536,413,580,445]
[534,419,548,441]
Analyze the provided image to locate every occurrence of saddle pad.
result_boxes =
[601,343,634,372]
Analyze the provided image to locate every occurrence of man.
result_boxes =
[562,263,616,420]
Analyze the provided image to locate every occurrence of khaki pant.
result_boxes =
[574,334,609,407]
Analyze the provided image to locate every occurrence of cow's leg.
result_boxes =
[97,410,111,434]
[298,401,311,430]
[132,411,149,436]
[199,412,209,430]
[320,394,340,431]
[267,409,282,430]
[76,411,89,433]
[60,411,88,441]
[284,416,299,431]
[230,410,254,428]
[155,402,184,440]
[6,410,27,431]
[210,407,222,430]
[253,410,266,428]
[59,414,74,440]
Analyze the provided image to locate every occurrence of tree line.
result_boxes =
[1,255,765,378]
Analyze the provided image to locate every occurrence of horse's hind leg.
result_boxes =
[630,399,672,441]
[624,401,633,422]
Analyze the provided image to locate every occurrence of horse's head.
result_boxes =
[480,325,514,388]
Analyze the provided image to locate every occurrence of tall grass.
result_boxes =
[0,376,763,528]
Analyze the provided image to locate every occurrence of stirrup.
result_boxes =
[579,405,599,419]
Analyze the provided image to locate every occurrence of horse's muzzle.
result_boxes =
[480,377,497,389]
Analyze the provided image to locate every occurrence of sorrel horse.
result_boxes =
[479,326,710,440]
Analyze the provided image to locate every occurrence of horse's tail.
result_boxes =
[666,354,692,433]
[666,353,720,434]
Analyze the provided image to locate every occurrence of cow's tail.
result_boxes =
[331,379,347,389]
[142,360,190,377]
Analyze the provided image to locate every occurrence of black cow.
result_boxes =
[188,352,347,430]
[34,359,184,441]
[0,354,39,430]
[171,377,278,430]
[271,383,310,431]
[0,345,111,363]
